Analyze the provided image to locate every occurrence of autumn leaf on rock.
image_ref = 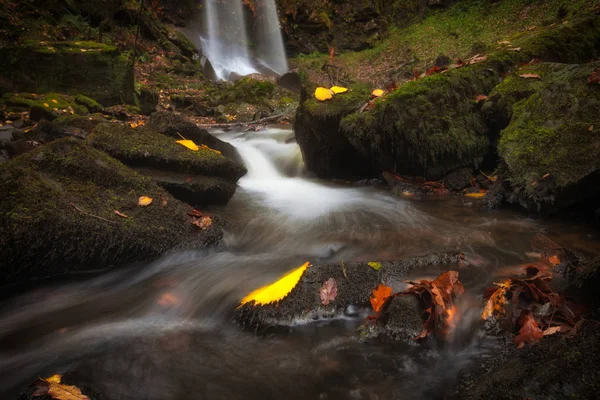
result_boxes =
[370,284,393,312]
[368,262,382,271]
[201,144,222,155]
[239,262,311,307]
[547,255,561,266]
[191,216,212,230]
[138,196,153,206]
[588,67,600,84]
[371,89,384,98]
[481,280,511,320]
[475,94,488,102]
[315,87,333,101]
[176,139,199,151]
[514,311,543,348]
[33,374,89,400]
[330,86,348,94]
[320,278,338,306]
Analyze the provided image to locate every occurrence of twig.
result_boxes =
[196,113,288,129]
[341,261,349,283]
[71,203,118,224]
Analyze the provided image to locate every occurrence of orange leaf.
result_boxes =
[547,255,561,266]
[138,196,153,206]
[514,312,543,347]
[481,280,511,320]
[475,94,488,102]
[191,216,212,230]
[370,284,392,312]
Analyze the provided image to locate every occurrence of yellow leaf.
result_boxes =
[48,382,89,400]
[315,87,333,101]
[465,192,486,198]
[200,144,222,155]
[44,103,50,107]
[176,139,199,151]
[45,374,63,384]
[51,99,58,104]
[138,196,153,206]
[330,86,348,94]
[368,261,382,271]
[239,262,310,307]
[372,89,384,97]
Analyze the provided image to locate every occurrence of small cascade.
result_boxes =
[199,0,288,80]
[254,0,289,75]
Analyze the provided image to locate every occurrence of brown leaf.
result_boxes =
[370,284,392,312]
[187,209,203,217]
[514,312,543,347]
[481,280,511,320]
[588,67,600,85]
[113,210,129,218]
[520,73,541,80]
[319,278,338,306]
[191,216,212,230]
[475,94,488,102]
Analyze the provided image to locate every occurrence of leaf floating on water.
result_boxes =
[239,262,311,307]
[138,196,153,206]
[370,284,392,312]
[113,210,129,218]
[330,86,348,94]
[176,139,199,151]
[315,87,333,101]
[368,262,382,271]
[520,73,541,80]
[372,89,384,97]
[319,278,338,306]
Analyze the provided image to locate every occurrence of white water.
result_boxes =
[200,0,288,80]
[201,0,258,80]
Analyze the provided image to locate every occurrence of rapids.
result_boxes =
[0,126,598,399]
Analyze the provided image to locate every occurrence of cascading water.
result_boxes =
[201,0,258,80]
[253,0,289,75]
[199,0,288,80]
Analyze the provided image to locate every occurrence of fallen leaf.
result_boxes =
[370,284,393,312]
[372,89,384,97]
[315,87,333,101]
[541,173,550,179]
[426,65,443,76]
[201,144,222,155]
[113,210,129,218]
[330,86,348,94]
[475,94,488,102]
[80,49,87,52]
[187,209,203,217]
[481,280,511,320]
[319,278,338,305]
[520,73,541,79]
[465,192,486,198]
[368,261,382,271]
[514,312,543,347]
[46,375,63,384]
[588,67,600,84]
[38,375,89,400]
[176,139,199,151]
[547,255,561,265]
[138,196,153,206]
[498,40,511,45]
[51,99,58,104]
[44,103,50,107]
[191,216,212,230]
[239,262,311,307]
[589,125,594,131]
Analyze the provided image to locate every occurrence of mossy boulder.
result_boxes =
[1,93,89,117]
[0,138,223,283]
[294,82,377,179]
[492,62,600,213]
[53,113,110,133]
[0,41,132,105]
[89,123,246,205]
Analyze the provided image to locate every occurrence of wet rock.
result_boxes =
[0,138,224,283]
[200,55,218,82]
[236,252,464,331]
[277,72,303,94]
[444,168,474,191]
[455,320,600,400]
[367,295,425,343]
[147,111,241,163]
[53,113,109,134]
[89,123,246,206]
[0,125,14,143]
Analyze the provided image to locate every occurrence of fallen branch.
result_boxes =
[70,203,118,224]
[197,113,289,129]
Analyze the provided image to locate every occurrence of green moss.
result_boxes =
[54,113,109,131]
[74,94,104,113]
[89,123,246,180]
[0,138,221,281]
[497,62,600,195]
[304,83,372,117]
[1,93,88,114]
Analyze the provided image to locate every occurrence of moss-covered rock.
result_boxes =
[0,41,132,105]
[53,113,109,133]
[1,93,89,116]
[89,123,246,205]
[493,62,600,212]
[294,82,377,179]
[0,138,223,283]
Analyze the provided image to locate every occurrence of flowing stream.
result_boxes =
[0,126,599,399]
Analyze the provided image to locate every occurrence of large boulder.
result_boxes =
[89,123,246,206]
[0,138,223,283]
[488,62,600,213]
[0,41,133,105]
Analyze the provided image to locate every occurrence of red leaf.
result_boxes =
[514,312,543,348]
[588,67,600,85]
[319,278,338,306]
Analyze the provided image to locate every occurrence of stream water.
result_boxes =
[1,126,599,399]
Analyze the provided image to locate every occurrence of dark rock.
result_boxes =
[369,295,424,343]
[236,252,464,331]
[12,119,24,129]
[29,104,57,122]
[277,72,302,94]
[200,55,218,82]
[0,138,224,283]
[53,114,109,133]
[137,86,159,115]
[444,168,474,191]
[0,125,14,143]
[147,111,242,163]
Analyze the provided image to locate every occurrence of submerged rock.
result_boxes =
[0,138,223,283]
[89,123,246,206]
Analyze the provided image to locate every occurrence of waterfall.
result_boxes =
[200,0,288,81]
[254,0,289,75]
